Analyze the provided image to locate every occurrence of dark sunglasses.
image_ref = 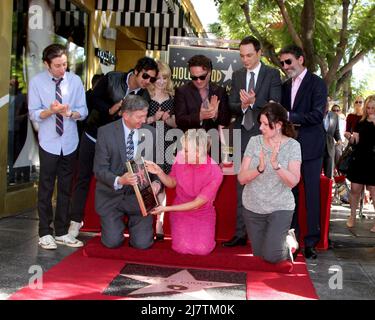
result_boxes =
[332,109,340,112]
[142,72,157,83]
[191,73,208,81]
[354,101,363,104]
[280,59,292,67]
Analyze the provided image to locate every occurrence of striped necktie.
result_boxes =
[126,130,135,160]
[53,78,64,136]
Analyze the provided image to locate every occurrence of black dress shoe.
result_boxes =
[222,236,247,247]
[292,247,301,261]
[304,246,318,259]
[155,233,164,241]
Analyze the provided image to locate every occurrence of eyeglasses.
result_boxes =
[142,72,157,83]
[354,101,363,104]
[332,109,340,112]
[191,73,208,81]
[280,59,292,67]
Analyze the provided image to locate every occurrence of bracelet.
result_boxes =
[256,165,264,174]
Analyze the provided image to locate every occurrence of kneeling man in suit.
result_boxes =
[94,95,162,249]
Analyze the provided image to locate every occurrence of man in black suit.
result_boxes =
[174,54,231,133]
[323,103,342,179]
[280,44,328,259]
[223,36,282,247]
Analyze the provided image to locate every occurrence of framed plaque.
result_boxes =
[126,157,159,216]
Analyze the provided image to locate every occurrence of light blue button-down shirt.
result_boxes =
[28,70,88,155]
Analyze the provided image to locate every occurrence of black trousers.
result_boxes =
[291,157,323,248]
[38,147,77,237]
[70,133,96,222]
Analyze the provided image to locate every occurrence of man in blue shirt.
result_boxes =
[28,44,88,249]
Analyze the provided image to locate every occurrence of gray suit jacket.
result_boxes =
[229,62,282,154]
[94,119,159,215]
[324,111,341,158]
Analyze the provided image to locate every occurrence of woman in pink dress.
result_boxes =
[146,130,223,255]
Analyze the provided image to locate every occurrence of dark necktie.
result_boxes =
[126,130,135,160]
[53,78,64,136]
[243,71,255,131]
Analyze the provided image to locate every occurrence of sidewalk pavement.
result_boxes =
[0,203,374,300]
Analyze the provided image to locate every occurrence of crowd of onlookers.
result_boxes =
[28,39,374,271]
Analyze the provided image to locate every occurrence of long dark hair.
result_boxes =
[258,102,296,138]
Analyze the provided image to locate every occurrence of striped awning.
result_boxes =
[115,9,186,28]
[55,11,88,27]
[95,0,171,13]
[146,27,186,51]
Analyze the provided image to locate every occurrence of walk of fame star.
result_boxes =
[124,269,242,299]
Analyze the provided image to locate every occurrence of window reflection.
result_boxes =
[8,0,88,187]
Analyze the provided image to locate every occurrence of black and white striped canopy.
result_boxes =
[147,27,186,51]
[95,0,172,13]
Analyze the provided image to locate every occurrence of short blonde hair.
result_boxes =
[180,129,212,162]
[147,61,174,97]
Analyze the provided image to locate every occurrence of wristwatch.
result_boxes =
[273,163,281,170]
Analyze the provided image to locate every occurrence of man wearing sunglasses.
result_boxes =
[223,36,282,248]
[68,57,158,238]
[280,44,328,260]
[174,54,231,133]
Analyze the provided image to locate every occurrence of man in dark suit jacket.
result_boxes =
[280,44,328,259]
[323,105,342,179]
[174,54,231,133]
[223,36,282,247]
[94,95,162,249]
[69,57,158,239]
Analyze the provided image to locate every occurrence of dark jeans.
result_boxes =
[70,133,96,223]
[38,147,77,237]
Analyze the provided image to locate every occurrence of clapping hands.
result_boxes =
[200,95,219,120]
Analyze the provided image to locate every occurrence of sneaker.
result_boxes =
[286,229,299,263]
[68,221,83,238]
[55,234,84,248]
[39,235,57,250]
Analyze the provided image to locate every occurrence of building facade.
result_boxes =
[0,0,204,217]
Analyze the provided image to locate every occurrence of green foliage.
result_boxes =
[213,0,375,99]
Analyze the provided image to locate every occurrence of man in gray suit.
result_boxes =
[94,95,162,249]
[223,36,282,247]
[323,103,342,179]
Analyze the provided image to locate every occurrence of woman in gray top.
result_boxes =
[238,102,301,264]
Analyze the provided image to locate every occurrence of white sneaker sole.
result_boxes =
[39,243,57,250]
[55,239,84,248]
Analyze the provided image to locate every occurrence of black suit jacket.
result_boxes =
[281,70,327,161]
[85,71,150,139]
[229,63,282,154]
[174,81,231,132]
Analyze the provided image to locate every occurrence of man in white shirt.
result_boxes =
[28,44,88,250]
[224,36,282,247]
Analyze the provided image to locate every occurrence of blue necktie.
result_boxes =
[53,78,64,136]
[126,130,135,160]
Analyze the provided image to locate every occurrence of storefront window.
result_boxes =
[8,0,88,187]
